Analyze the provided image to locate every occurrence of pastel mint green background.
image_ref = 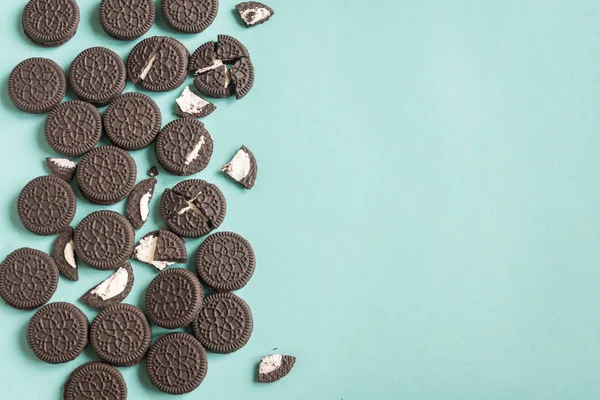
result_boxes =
[0,0,599,398]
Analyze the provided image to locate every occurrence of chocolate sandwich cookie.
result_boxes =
[146,333,208,394]
[221,145,258,189]
[18,175,76,236]
[258,354,296,383]
[8,58,66,114]
[23,0,80,47]
[148,166,159,177]
[45,100,102,157]
[126,178,157,229]
[46,158,77,182]
[229,56,255,99]
[52,226,78,281]
[104,92,162,150]
[145,268,203,329]
[127,36,188,92]
[90,304,151,366]
[160,179,227,237]
[74,211,135,270]
[69,47,126,105]
[64,362,127,400]
[0,248,58,310]
[161,0,218,33]
[27,302,88,364]
[175,86,216,118]
[194,65,233,98]
[77,145,137,205]
[100,0,155,40]
[133,230,187,271]
[192,292,253,353]
[216,34,250,63]
[156,118,213,176]
[196,232,255,291]
[81,263,134,309]
[189,41,218,74]
[235,2,274,27]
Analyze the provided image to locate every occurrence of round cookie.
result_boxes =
[77,145,137,205]
[196,232,255,291]
[146,333,208,394]
[17,175,76,236]
[155,118,213,176]
[45,100,102,157]
[27,302,88,364]
[162,0,218,33]
[22,0,80,47]
[69,47,126,105]
[90,304,151,366]
[104,93,162,150]
[74,211,135,270]
[145,268,203,329]
[64,362,127,400]
[192,292,253,353]
[0,248,58,310]
[8,58,66,113]
[100,0,155,40]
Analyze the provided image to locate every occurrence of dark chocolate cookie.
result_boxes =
[90,303,151,366]
[100,0,155,40]
[196,232,255,291]
[81,262,134,309]
[192,292,253,353]
[221,145,258,189]
[235,1,274,27]
[175,86,216,118]
[74,211,135,270]
[8,58,66,114]
[155,118,213,176]
[52,226,78,281]
[258,354,296,383]
[104,92,162,150]
[22,0,80,47]
[45,100,102,157]
[216,34,250,63]
[27,302,88,364]
[45,157,77,182]
[77,145,137,205]
[64,362,127,400]
[145,268,203,329]
[133,229,187,271]
[161,0,218,33]
[17,175,76,236]
[189,41,217,73]
[126,178,157,229]
[0,248,58,310]
[148,166,159,177]
[229,56,255,99]
[69,47,126,105]
[194,64,232,98]
[146,332,208,394]
[159,179,227,237]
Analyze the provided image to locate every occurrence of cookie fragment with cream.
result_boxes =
[221,145,258,189]
[235,2,274,27]
[126,178,157,229]
[258,354,296,383]
[133,230,187,271]
[81,262,134,309]
[51,226,78,281]
[46,157,77,182]
[175,86,216,119]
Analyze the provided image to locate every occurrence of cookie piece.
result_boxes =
[77,145,137,205]
[221,145,258,189]
[45,100,103,157]
[133,230,187,271]
[192,292,253,353]
[27,302,88,364]
[159,179,227,237]
[145,268,203,329]
[0,248,58,310]
[216,34,250,63]
[127,36,188,92]
[258,354,296,383]
[8,58,66,113]
[64,362,127,400]
[81,263,134,309]
[235,2,274,27]
[147,332,208,394]
[90,304,151,366]
[51,227,78,281]
[194,64,232,98]
[176,86,216,119]
[22,0,80,47]
[104,92,162,150]
[161,0,218,33]
[74,211,135,270]
[100,0,155,40]
[126,178,157,229]
[18,175,76,236]
[46,157,77,182]
[189,41,220,74]
[229,56,255,99]
[148,166,159,177]
[156,118,213,176]
[196,232,255,291]
[69,47,126,105]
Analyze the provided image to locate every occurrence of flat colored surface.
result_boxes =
[0,1,599,399]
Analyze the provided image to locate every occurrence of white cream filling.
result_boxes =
[241,7,271,24]
[140,53,158,80]
[221,149,251,181]
[224,68,231,88]
[176,86,211,115]
[184,136,206,165]
[260,354,283,374]
[134,235,173,271]
[90,267,128,300]
[194,59,224,75]
[139,192,152,222]
[50,158,76,170]
[63,240,76,269]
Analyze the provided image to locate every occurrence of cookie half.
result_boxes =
[194,64,233,98]
[221,145,258,189]
[23,0,80,46]
[46,158,77,182]
[8,58,66,113]
[189,41,218,74]
[45,100,102,157]
[126,178,157,229]
[100,0,155,40]
[64,362,127,400]
[216,34,250,63]
[133,230,187,271]
[156,118,213,176]
[175,86,216,119]
[69,47,126,105]
[258,354,296,383]
[161,0,218,33]
[52,226,78,281]
[235,2,274,27]
[81,262,134,309]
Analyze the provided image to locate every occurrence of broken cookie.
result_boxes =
[46,157,77,182]
[189,41,220,75]
[258,354,296,383]
[229,56,255,99]
[235,2,274,27]
[133,230,187,271]
[156,118,213,176]
[148,166,159,177]
[51,226,78,281]
[81,262,134,309]
[126,178,157,229]
[176,86,216,119]
[221,145,258,189]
